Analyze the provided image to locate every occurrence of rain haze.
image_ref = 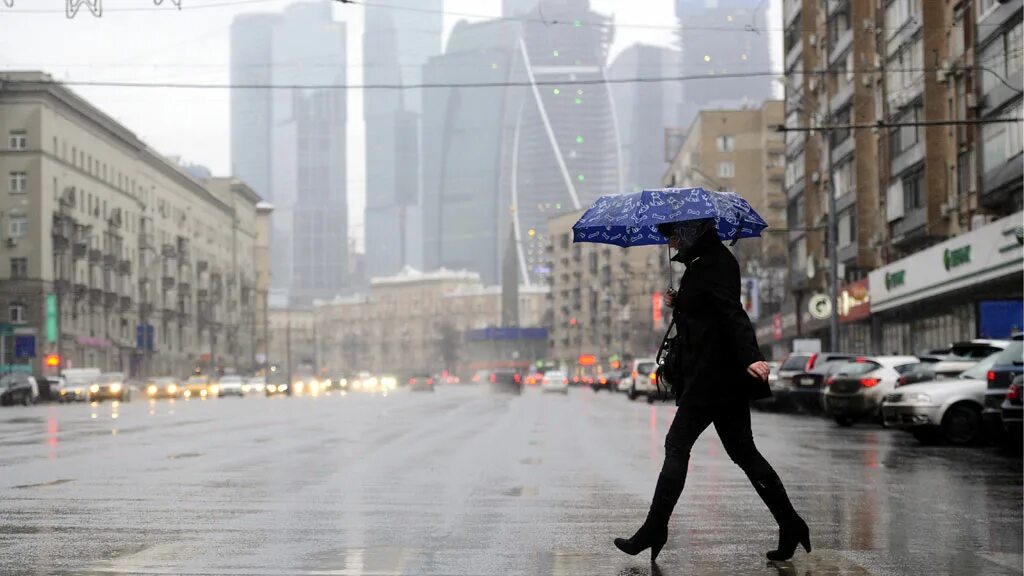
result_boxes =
[0,0,1021,574]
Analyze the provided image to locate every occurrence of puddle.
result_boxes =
[503,485,539,497]
[13,478,75,489]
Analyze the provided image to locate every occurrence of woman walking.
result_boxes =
[614,218,811,564]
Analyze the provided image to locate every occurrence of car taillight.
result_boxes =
[855,357,868,363]
[826,377,835,387]
[897,376,906,387]
[861,377,880,388]
[514,373,521,384]
[563,378,568,384]
[489,374,496,383]
[427,378,434,385]
[409,378,415,385]
[988,371,996,383]
[650,372,657,383]
[806,353,819,371]
[1008,384,1020,402]
[632,370,638,380]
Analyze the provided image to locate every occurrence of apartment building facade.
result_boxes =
[773,0,1023,355]
[0,72,268,376]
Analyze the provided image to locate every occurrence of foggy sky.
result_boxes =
[0,0,781,250]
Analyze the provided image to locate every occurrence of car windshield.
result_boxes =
[780,355,810,371]
[545,372,566,379]
[636,362,656,375]
[948,343,1004,359]
[961,353,1001,379]
[992,341,1024,366]
[833,361,882,376]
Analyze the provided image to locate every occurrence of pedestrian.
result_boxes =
[614,218,810,564]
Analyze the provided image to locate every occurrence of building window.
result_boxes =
[838,210,856,248]
[769,153,786,168]
[8,130,26,150]
[981,102,1024,174]
[8,213,27,238]
[9,304,25,324]
[902,170,925,211]
[833,160,855,198]
[8,171,27,194]
[976,0,1000,22]
[10,258,27,278]
[718,162,735,178]
[787,195,805,228]
[716,135,734,152]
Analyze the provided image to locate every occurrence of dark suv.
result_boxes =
[489,369,523,395]
[983,336,1024,440]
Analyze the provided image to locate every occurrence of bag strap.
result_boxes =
[655,317,677,365]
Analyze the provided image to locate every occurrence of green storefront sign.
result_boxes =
[885,270,906,291]
[46,293,58,344]
[944,245,971,271]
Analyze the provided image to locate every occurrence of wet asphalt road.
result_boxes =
[0,385,1021,576]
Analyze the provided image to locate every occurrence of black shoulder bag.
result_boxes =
[655,318,682,399]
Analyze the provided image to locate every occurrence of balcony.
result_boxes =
[161,276,175,292]
[830,81,854,112]
[73,283,87,299]
[891,206,927,243]
[88,248,102,263]
[89,288,103,305]
[177,280,191,293]
[828,29,853,67]
[73,242,88,259]
[103,254,116,269]
[104,292,118,309]
[785,39,804,72]
[890,143,925,179]
[119,296,132,312]
[118,259,131,276]
[138,233,153,251]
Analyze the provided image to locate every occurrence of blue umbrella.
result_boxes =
[571,187,768,248]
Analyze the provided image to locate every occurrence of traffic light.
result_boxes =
[44,354,60,368]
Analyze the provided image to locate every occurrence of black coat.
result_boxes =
[670,233,770,406]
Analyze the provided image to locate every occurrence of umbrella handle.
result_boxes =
[729,225,740,246]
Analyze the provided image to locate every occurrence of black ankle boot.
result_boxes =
[752,473,811,561]
[614,472,685,562]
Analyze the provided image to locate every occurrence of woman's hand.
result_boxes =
[747,361,770,382]
[664,288,677,308]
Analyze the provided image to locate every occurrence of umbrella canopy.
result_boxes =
[571,187,769,247]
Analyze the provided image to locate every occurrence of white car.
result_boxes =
[882,353,999,445]
[245,376,266,394]
[823,356,919,426]
[627,358,659,401]
[541,370,569,394]
[218,375,245,397]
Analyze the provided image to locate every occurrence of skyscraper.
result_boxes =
[230,2,348,306]
[500,0,621,285]
[675,0,773,126]
[363,0,443,280]
[609,44,683,194]
[421,19,522,285]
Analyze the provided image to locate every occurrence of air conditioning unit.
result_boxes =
[869,232,885,248]
[809,78,819,92]
[811,171,821,183]
[966,93,979,109]
[809,34,817,47]
[936,60,950,84]
[6,238,17,248]
[940,202,952,217]
[862,74,873,87]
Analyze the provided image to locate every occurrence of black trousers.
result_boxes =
[661,401,777,482]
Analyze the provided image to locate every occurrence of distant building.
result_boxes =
[608,44,683,193]
[230,2,348,306]
[421,19,522,285]
[675,0,773,126]
[363,0,443,279]
[500,0,621,285]
[315,268,547,376]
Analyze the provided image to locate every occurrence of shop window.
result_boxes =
[9,304,25,324]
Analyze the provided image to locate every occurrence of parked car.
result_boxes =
[144,377,181,399]
[787,360,853,413]
[265,379,289,396]
[823,356,919,426]
[928,339,1010,359]
[882,352,1000,445]
[218,375,245,397]
[88,372,131,402]
[766,353,855,412]
[489,369,522,394]
[983,336,1024,440]
[0,373,39,406]
[592,370,624,392]
[1001,375,1023,442]
[541,370,569,394]
[897,359,980,387]
[470,369,491,384]
[408,375,436,392]
[36,376,64,403]
[627,358,658,401]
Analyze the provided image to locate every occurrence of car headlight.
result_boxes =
[89,384,100,393]
[294,382,305,393]
[167,384,178,394]
[267,384,277,393]
[904,393,932,404]
[200,389,208,397]
[183,389,192,398]
[147,385,158,395]
[279,384,288,391]
[241,384,250,393]
[209,385,220,395]
[109,383,123,393]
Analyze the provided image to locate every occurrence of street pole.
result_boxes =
[285,308,292,391]
[822,2,840,353]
